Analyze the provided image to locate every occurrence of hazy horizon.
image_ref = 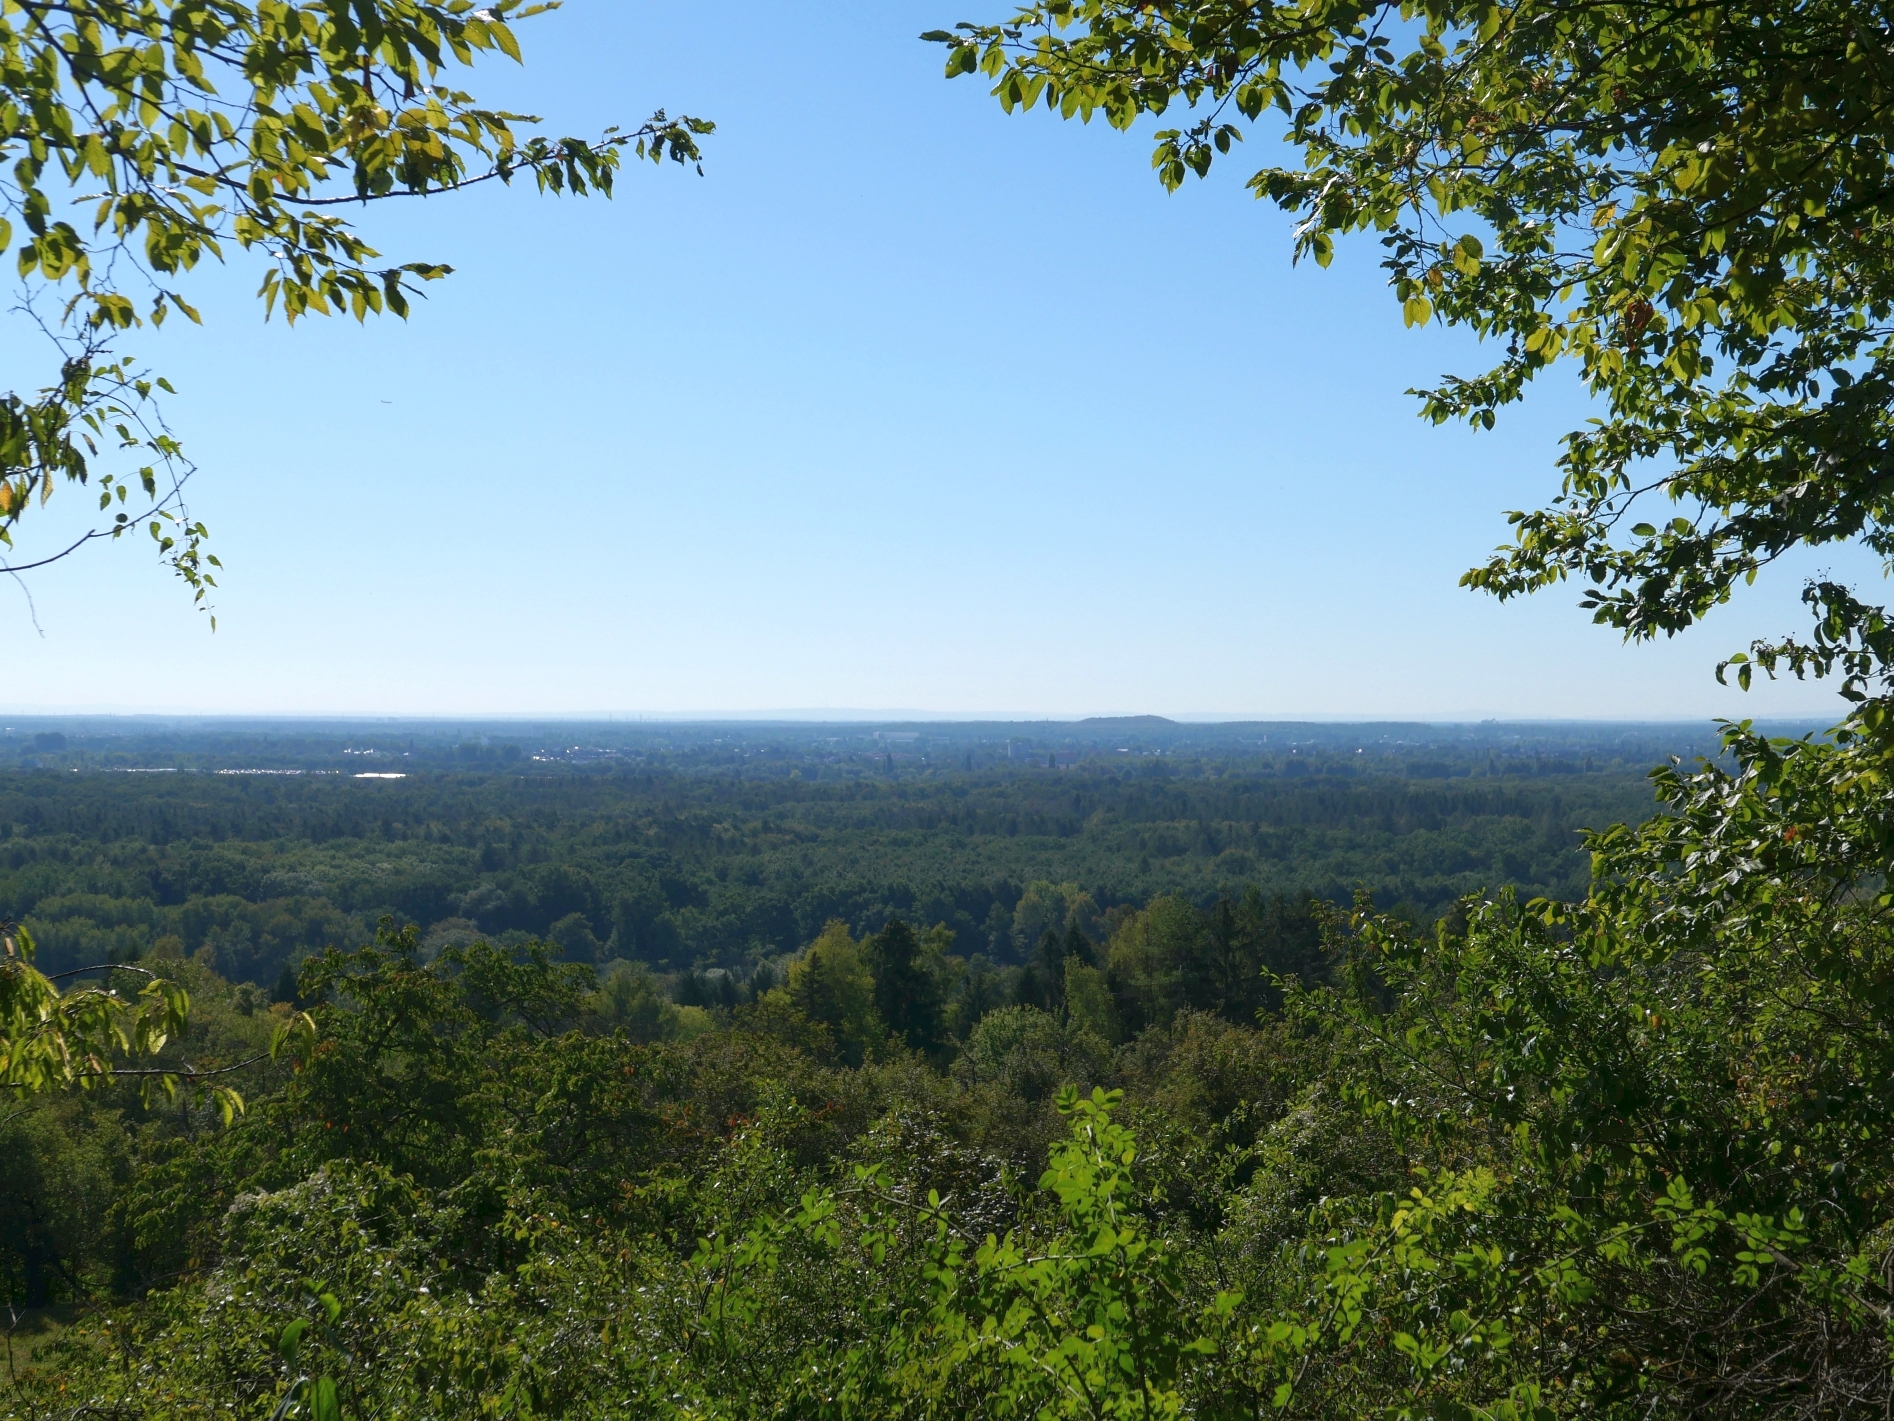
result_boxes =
[0,1,1876,721]
[0,708,1840,729]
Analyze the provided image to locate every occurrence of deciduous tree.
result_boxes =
[0,0,709,599]
[930,0,1894,693]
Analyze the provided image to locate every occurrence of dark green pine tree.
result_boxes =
[867,916,943,1056]
[950,954,1004,1039]
[1031,926,1068,1011]
[1060,919,1096,970]
[1013,960,1047,1013]
[1206,888,1328,1020]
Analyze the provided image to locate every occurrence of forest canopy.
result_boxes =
[0,721,1676,990]
[5,711,1890,1419]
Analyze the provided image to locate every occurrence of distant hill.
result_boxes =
[1074,715,1178,729]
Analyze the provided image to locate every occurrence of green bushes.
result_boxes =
[9,727,1893,1417]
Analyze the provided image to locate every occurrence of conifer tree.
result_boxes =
[867,916,943,1055]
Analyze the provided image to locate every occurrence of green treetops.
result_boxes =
[1,923,309,1116]
[784,919,882,1066]
[0,0,709,600]
[930,1,1894,687]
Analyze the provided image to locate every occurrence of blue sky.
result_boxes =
[0,1,1876,719]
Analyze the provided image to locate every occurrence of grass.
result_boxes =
[3,1305,89,1392]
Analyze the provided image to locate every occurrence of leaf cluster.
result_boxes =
[929,0,1894,677]
[0,0,709,592]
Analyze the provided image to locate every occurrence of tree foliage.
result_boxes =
[0,0,709,594]
[4,798,1889,1417]
[2,927,185,1093]
[926,0,1894,679]
[0,920,307,1131]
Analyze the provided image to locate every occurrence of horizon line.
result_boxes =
[0,708,1841,727]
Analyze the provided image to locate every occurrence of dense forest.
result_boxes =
[0,718,1708,998]
[6,716,1889,1419]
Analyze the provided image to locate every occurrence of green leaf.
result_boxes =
[279,1318,308,1364]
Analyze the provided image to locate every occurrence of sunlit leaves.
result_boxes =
[0,0,711,596]
[934,1,1894,693]
[1,924,194,1099]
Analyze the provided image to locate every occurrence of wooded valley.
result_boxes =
[9,717,1889,1418]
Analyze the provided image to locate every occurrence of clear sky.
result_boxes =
[0,2,1876,720]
